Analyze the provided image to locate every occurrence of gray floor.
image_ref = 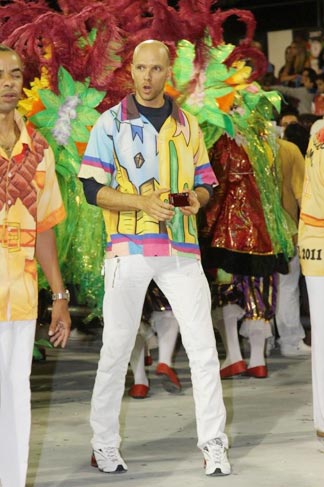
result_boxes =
[27,327,324,487]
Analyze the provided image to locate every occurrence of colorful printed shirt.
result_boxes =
[299,128,324,276]
[0,111,66,321]
[79,94,217,259]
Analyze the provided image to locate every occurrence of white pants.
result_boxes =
[276,254,305,347]
[305,277,324,433]
[90,255,227,449]
[0,320,36,487]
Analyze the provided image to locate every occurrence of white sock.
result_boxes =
[129,332,149,386]
[216,304,245,368]
[152,310,179,366]
[240,318,272,368]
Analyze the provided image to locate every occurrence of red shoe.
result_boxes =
[220,360,247,379]
[128,384,149,399]
[246,365,268,378]
[156,362,182,393]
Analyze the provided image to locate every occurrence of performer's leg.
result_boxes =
[0,320,36,487]
[240,318,272,377]
[153,310,179,365]
[90,256,152,450]
[152,310,181,392]
[129,331,149,386]
[154,257,227,448]
[305,276,324,436]
[277,254,310,356]
[220,304,245,366]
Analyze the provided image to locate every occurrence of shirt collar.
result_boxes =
[14,110,31,142]
[0,111,31,159]
[120,94,185,126]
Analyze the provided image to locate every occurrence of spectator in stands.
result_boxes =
[313,73,324,116]
[273,67,317,114]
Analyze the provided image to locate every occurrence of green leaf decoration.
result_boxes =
[205,64,234,84]
[38,89,61,110]
[77,105,101,125]
[33,345,44,361]
[30,108,58,127]
[57,67,76,98]
[88,28,98,46]
[74,80,88,96]
[34,338,54,348]
[64,141,79,159]
[207,86,234,98]
[209,44,235,64]
[70,120,92,142]
[80,88,106,108]
[57,147,81,176]
[55,159,74,178]
[37,127,60,159]
[262,90,282,114]
[173,40,195,90]
[78,27,97,48]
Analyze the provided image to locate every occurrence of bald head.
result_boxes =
[131,39,172,108]
[132,40,170,66]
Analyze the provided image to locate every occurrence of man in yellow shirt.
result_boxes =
[299,126,324,451]
[0,45,71,487]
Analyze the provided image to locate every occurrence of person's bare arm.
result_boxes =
[35,228,71,348]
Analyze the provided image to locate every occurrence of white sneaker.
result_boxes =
[202,438,231,476]
[281,340,311,357]
[91,447,128,473]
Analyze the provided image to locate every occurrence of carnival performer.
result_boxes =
[201,133,286,379]
[0,44,71,487]
[79,40,231,477]
[298,125,324,452]
[203,132,305,377]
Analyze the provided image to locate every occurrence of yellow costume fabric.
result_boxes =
[0,111,66,321]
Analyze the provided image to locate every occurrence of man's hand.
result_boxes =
[48,300,71,348]
[179,190,201,216]
[141,188,174,221]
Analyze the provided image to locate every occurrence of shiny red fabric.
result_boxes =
[204,135,274,255]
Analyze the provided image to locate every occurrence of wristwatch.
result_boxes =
[52,289,70,303]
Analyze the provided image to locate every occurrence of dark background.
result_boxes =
[42,0,324,33]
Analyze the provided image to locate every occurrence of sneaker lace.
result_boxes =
[204,438,224,462]
[100,447,121,462]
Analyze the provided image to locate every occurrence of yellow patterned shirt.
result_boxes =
[299,129,324,276]
[0,111,66,321]
[79,95,217,259]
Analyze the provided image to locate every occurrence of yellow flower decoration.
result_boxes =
[18,67,50,116]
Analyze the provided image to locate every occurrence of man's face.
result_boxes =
[316,79,324,93]
[0,51,23,115]
[310,40,322,58]
[280,114,298,128]
[131,43,171,108]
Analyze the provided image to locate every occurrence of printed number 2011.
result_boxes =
[300,248,322,260]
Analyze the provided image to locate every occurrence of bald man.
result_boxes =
[79,39,231,477]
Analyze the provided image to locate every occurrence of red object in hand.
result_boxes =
[168,192,189,207]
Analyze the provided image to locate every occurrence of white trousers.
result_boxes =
[0,320,36,487]
[90,255,227,449]
[276,254,305,347]
[305,277,324,433]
